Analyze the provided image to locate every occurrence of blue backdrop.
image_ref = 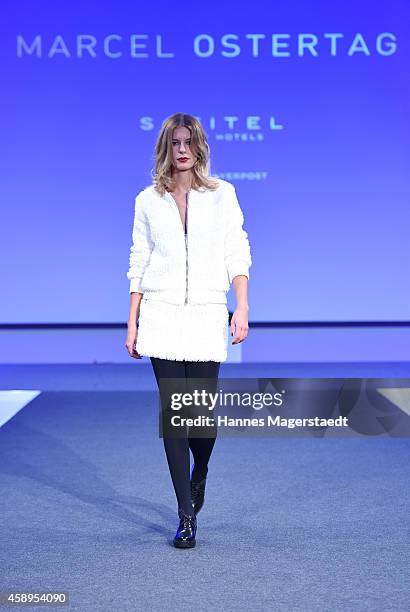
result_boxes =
[2,0,409,323]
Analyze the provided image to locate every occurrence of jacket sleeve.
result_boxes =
[126,193,154,294]
[224,183,252,283]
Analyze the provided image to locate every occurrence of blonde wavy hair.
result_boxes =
[151,113,220,196]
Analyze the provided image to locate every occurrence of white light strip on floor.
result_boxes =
[377,388,410,416]
[0,390,41,428]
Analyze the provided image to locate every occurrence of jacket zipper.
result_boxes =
[185,191,189,304]
[169,190,189,304]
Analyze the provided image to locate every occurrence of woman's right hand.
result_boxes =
[125,324,142,359]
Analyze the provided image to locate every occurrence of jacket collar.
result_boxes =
[163,187,203,202]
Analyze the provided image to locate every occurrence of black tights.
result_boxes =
[150,357,220,516]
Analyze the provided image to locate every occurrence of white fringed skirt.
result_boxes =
[136,297,229,362]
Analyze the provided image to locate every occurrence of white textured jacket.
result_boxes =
[127,177,252,305]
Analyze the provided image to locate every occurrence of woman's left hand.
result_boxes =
[230,306,249,344]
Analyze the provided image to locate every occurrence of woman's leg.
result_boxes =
[185,360,221,482]
[150,357,193,516]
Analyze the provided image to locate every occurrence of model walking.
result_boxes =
[125,112,252,548]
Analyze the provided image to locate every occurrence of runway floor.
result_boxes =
[0,363,409,611]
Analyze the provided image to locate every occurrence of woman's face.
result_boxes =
[171,126,196,172]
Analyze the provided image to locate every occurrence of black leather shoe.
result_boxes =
[173,509,197,548]
[191,476,207,515]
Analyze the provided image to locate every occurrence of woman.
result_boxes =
[125,112,252,548]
